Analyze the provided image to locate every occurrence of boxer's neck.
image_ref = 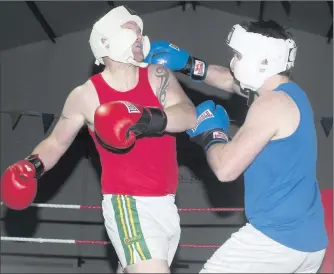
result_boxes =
[102,62,139,92]
[258,75,290,96]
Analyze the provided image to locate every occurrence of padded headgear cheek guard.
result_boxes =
[226,24,297,104]
[89,6,150,68]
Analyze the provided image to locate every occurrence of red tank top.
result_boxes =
[88,68,178,196]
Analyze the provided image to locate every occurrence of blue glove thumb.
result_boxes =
[215,105,230,130]
[144,41,190,71]
[195,100,216,115]
[186,101,230,151]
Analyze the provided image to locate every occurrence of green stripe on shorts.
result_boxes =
[125,196,152,260]
[111,195,134,265]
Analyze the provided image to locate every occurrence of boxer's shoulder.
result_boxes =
[254,90,289,110]
[246,92,285,127]
[72,80,99,103]
[249,90,300,139]
[147,64,169,97]
[148,63,164,71]
[147,64,180,88]
[68,81,93,98]
[148,64,171,81]
[265,90,300,115]
[79,80,96,93]
[63,81,99,118]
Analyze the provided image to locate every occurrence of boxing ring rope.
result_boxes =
[0,202,244,212]
[0,202,243,249]
[0,236,220,249]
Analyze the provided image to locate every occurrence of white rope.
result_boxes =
[0,202,82,209]
[1,236,75,244]
[0,202,243,212]
[31,203,81,209]
[0,236,219,248]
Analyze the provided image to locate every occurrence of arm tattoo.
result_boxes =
[155,66,169,108]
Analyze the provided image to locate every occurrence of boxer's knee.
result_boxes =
[125,259,170,273]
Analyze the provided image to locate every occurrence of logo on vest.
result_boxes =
[191,109,214,132]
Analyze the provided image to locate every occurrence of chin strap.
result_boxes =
[128,57,149,68]
[240,88,259,106]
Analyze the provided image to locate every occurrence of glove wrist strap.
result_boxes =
[180,56,208,81]
[191,129,230,152]
[145,107,167,135]
[25,154,45,180]
[179,56,192,76]
[130,107,167,137]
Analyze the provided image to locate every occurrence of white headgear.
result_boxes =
[226,24,297,93]
[89,6,151,67]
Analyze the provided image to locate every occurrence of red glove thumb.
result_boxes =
[94,102,140,150]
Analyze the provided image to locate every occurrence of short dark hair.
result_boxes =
[240,20,296,78]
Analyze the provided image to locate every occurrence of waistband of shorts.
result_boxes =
[103,194,176,200]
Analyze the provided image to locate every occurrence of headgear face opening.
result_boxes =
[89,6,151,67]
[226,24,297,105]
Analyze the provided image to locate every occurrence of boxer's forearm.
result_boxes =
[206,143,237,182]
[164,102,197,133]
[31,137,69,172]
[205,65,235,93]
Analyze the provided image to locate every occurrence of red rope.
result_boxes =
[74,240,219,248]
[178,207,244,212]
[0,202,244,212]
[75,240,110,245]
[80,205,244,212]
[80,205,102,209]
[1,236,220,249]
[179,244,220,248]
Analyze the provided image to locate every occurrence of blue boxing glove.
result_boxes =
[145,41,208,81]
[186,100,230,151]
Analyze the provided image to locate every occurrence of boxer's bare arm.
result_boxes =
[205,65,240,94]
[149,64,197,132]
[31,86,87,171]
[205,92,281,182]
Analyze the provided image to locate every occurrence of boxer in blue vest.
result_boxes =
[145,20,328,273]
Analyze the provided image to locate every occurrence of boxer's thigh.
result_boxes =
[102,194,179,273]
[126,195,181,272]
[102,194,135,269]
[200,223,310,273]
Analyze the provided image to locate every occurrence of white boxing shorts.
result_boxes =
[200,223,326,273]
[102,194,181,269]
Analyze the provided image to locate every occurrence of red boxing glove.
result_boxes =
[94,101,167,151]
[0,155,44,210]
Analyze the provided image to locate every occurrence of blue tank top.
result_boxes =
[244,82,328,252]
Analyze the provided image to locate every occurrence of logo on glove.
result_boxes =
[169,43,180,51]
[191,109,214,132]
[193,60,206,76]
[121,101,141,113]
[213,131,229,142]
